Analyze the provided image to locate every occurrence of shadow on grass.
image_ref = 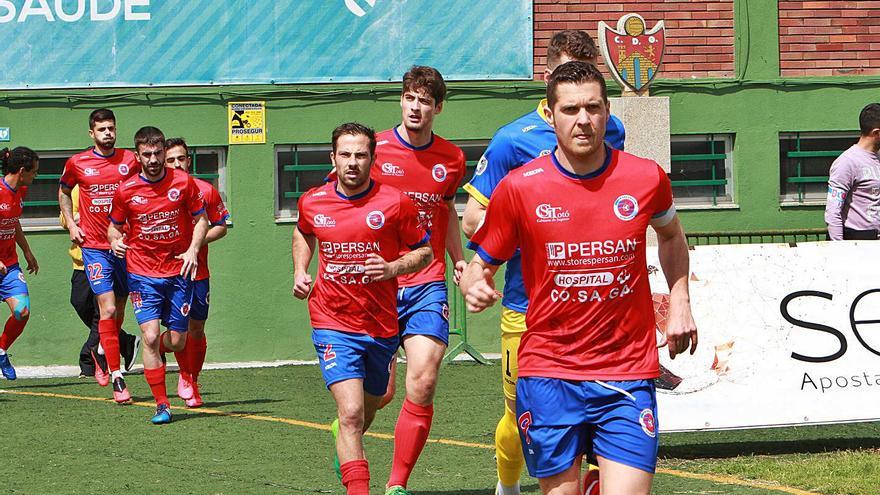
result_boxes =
[5,380,91,390]
[661,437,880,459]
[418,485,540,495]
[171,410,274,423]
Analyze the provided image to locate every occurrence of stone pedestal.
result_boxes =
[608,96,671,173]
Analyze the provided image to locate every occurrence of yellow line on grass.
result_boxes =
[0,389,818,494]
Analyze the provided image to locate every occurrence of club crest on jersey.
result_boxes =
[366,210,385,230]
[313,214,336,228]
[432,164,448,182]
[518,411,533,445]
[167,188,181,202]
[131,195,148,206]
[84,167,100,177]
[180,303,191,317]
[535,203,571,223]
[613,194,639,221]
[475,155,488,176]
[118,164,130,175]
[381,162,404,177]
[539,149,552,157]
[639,408,656,437]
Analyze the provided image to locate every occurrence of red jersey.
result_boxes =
[109,168,206,278]
[0,180,26,267]
[297,181,428,338]
[372,127,466,287]
[192,179,229,281]
[470,149,676,381]
[60,148,139,250]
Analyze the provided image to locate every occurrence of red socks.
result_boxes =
[188,335,207,380]
[144,365,169,406]
[98,319,121,372]
[173,334,190,377]
[388,398,434,487]
[340,459,370,495]
[0,315,26,350]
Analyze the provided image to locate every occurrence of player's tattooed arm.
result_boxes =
[460,255,500,313]
[178,213,208,280]
[654,215,698,359]
[13,221,37,274]
[292,227,316,299]
[445,199,467,285]
[59,186,84,245]
[461,196,487,239]
[364,245,433,283]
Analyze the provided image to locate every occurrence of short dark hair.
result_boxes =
[164,137,189,154]
[134,126,166,150]
[546,61,608,108]
[402,65,447,105]
[859,103,880,135]
[547,30,600,69]
[89,108,116,130]
[0,147,38,175]
[331,122,376,156]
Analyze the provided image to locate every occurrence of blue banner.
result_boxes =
[0,0,533,89]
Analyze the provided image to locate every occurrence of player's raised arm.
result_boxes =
[363,244,433,283]
[291,226,316,299]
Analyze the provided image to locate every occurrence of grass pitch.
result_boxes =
[1,362,876,494]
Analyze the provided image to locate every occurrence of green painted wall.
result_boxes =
[3,0,880,366]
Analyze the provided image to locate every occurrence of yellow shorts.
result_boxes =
[500,307,527,401]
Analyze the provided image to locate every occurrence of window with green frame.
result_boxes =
[669,134,734,206]
[23,147,227,229]
[779,132,855,203]
[276,140,488,220]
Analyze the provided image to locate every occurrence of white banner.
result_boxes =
[649,241,880,432]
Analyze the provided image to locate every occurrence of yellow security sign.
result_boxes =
[228,102,266,144]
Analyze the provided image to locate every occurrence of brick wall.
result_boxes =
[779,1,880,77]
[533,0,735,80]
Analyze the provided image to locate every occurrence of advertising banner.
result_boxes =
[650,242,880,432]
[0,0,533,89]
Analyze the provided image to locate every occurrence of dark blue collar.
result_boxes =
[139,168,167,184]
[92,148,116,159]
[393,126,434,151]
[335,179,374,201]
[550,145,613,180]
[1,177,16,193]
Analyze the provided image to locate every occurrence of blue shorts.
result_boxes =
[397,281,449,345]
[190,278,210,321]
[0,264,28,300]
[516,377,659,478]
[128,273,193,331]
[81,247,128,297]
[312,329,399,396]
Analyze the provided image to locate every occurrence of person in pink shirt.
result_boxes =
[825,103,880,240]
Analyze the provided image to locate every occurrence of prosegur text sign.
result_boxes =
[648,242,880,432]
[0,0,533,89]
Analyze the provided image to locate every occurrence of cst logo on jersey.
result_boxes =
[614,195,639,221]
[535,203,571,223]
[381,163,404,177]
[313,214,336,228]
[366,210,385,230]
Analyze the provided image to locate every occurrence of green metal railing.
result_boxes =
[443,262,489,365]
[784,133,842,203]
[669,136,728,206]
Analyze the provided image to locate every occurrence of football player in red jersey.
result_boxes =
[370,67,468,495]
[0,147,39,380]
[59,109,140,402]
[294,123,432,495]
[462,62,697,495]
[108,126,208,424]
[164,138,229,408]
